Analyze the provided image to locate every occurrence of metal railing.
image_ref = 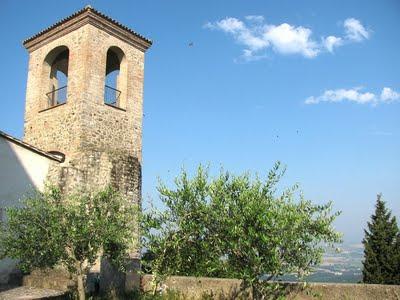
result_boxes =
[104,85,121,107]
[46,85,67,107]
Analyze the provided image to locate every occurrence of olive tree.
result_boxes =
[141,162,342,297]
[0,186,138,300]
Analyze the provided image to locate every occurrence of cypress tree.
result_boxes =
[393,233,400,284]
[362,194,399,284]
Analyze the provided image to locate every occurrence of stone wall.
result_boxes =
[141,275,400,300]
[47,150,141,201]
[23,269,75,291]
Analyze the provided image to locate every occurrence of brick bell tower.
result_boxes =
[22,6,151,290]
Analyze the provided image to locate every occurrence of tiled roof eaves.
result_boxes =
[23,5,152,49]
[0,130,63,163]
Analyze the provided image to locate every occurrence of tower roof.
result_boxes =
[23,5,152,52]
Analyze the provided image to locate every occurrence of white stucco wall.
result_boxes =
[0,135,55,284]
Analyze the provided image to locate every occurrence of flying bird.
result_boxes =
[188,42,194,47]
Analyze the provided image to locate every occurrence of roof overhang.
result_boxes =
[0,130,64,163]
[23,5,152,52]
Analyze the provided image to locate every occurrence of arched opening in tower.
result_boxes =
[44,46,69,108]
[104,46,124,107]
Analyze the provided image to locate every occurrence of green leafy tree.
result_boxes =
[0,186,138,300]
[141,162,342,297]
[141,166,222,289]
[362,194,399,284]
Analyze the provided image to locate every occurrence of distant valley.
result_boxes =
[280,244,363,283]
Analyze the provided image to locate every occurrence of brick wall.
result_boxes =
[23,18,146,205]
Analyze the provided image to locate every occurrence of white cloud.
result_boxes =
[305,88,375,104]
[381,87,400,102]
[239,49,266,62]
[371,130,393,136]
[205,17,319,59]
[344,18,370,42]
[205,17,268,56]
[264,23,319,58]
[205,16,369,60]
[205,17,244,33]
[305,87,400,105]
[245,15,265,23]
[323,36,343,52]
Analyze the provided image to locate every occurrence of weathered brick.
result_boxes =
[22,7,151,262]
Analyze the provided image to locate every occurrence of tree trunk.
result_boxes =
[77,273,85,300]
[152,281,158,296]
[252,284,265,300]
[252,285,258,300]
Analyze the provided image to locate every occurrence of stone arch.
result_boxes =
[104,46,127,108]
[42,46,69,108]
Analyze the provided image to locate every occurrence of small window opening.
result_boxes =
[104,47,123,107]
[45,48,69,107]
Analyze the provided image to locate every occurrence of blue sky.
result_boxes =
[0,0,399,244]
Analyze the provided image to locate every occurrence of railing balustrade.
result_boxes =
[46,85,67,107]
[104,85,121,107]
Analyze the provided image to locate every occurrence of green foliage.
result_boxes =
[87,289,185,300]
[137,289,184,300]
[362,194,399,284]
[0,187,66,272]
[141,162,342,297]
[394,233,400,284]
[0,186,138,300]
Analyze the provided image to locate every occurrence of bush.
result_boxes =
[0,186,138,300]
[141,162,342,297]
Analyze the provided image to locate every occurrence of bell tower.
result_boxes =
[22,7,151,290]
[22,6,151,198]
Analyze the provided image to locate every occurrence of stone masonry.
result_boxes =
[21,6,152,292]
[23,5,151,216]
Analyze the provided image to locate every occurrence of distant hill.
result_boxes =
[280,244,363,283]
